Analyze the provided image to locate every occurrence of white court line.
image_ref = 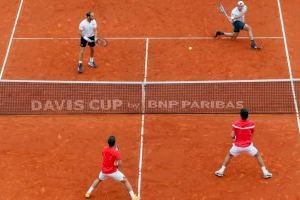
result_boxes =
[0,0,24,79]
[12,36,283,40]
[143,39,149,82]
[277,0,300,134]
[137,38,149,199]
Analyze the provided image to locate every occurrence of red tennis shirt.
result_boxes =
[232,119,255,147]
[101,146,121,174]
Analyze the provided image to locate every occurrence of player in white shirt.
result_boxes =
[77,11,98,73]
[215,1,258,49]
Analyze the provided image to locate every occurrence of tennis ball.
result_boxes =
[188,46,192,50]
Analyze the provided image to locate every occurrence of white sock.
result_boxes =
[219,165,226,173]
[89,57,94,62]
[129,190,135,198]
[87,186,94,194]
[261,166,268,174]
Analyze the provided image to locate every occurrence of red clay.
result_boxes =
[142,115,300,200]
[280,0,300,78]
[0,0,19,69]
[0,115,140,200]
[14,0,282,38]
[1,0,300,199]
[4,39,145,81]
[147,39,288,81]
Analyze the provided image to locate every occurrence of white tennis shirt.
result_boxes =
[231,5,247,22]
[79,19,97,37]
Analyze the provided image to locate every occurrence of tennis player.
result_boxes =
[215,1,259,49]
[85,135,139,200]
[214,108,272,179]
[77,11,98,73]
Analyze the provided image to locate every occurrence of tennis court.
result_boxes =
[1,0,300,199]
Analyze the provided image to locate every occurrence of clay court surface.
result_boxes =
[1,0,300,199]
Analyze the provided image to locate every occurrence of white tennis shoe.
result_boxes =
[214,169,224,177]
[88,61,97,68]
[85,192,91,199]
[132,195,140,200]
[263,171,272,179]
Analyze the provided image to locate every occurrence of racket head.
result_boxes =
[217,3,226,14]
[96,38,108,47]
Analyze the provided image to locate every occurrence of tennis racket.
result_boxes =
[95,38,108,47]
[217,3,232,23]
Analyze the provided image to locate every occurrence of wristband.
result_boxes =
[83,36,91,42]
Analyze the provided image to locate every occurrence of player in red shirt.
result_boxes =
[215,108,272,178]
[85,136,139,199]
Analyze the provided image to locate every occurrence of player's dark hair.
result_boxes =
[86,11,92,17]
[108,135,116,147]
[240,108,249,120]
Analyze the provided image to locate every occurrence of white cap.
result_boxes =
[237,1,245,6]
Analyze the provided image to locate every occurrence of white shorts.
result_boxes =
[99,170,125,181]
[229,143,258,156]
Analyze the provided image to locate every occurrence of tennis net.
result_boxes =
[0,79,297,114]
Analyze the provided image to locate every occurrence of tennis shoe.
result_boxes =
[250,41,259,49]
[132,195,140,200]
[88,61,97,68]
[214,169,224,177]
[85,192,91,199]
[251,44,258,49]
[78,63,83,73]
[263,171,272,179]
[215,31,224,37]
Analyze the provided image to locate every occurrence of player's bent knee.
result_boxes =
[228,150,236,157]
[232,33,239,38]
[250,148,259,157]
[254,151,260,157]
[120,177,128,183]
[244,24,252,31]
